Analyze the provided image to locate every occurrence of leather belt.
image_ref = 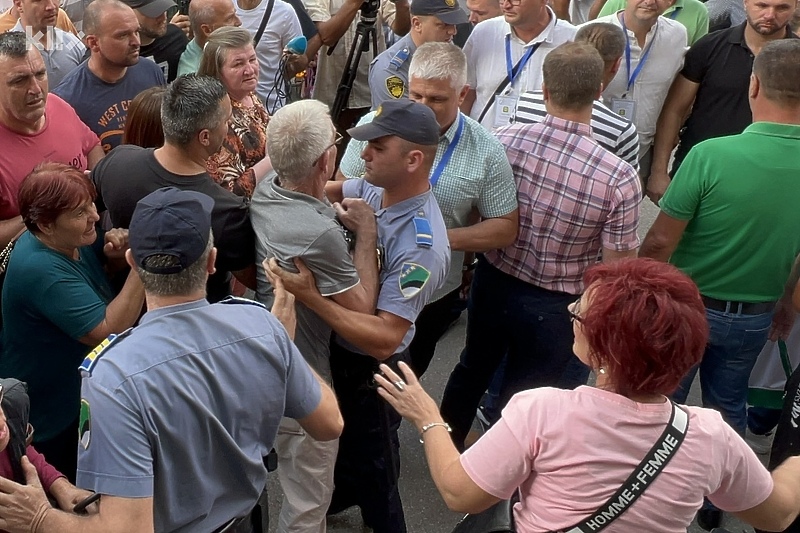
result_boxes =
[702,296,776,315]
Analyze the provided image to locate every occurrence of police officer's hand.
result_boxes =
[103,228,130,261]
[374,362,442,432]
[0,457,52,533]
[264,257,320,307]
[334,199,376,236]
[267,267,297,340]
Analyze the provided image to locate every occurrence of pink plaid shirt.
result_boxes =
[486,115,641,295]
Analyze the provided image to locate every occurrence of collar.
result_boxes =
[140,298,210,325]
[541,114,594,139]
[440,112,464,144]
[614,10,659,40]
[506,6,558,47]
[268,174,332,215]
[403,32,419,54]
[744,121,800,139]
[188,38,202,53]
[377,189,432,224]
[663,0,684,15]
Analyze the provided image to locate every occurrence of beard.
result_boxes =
[746,14,785,35]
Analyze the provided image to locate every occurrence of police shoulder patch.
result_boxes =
[78,330,131,376]
[385,76,405,99]
[79,399,91,450]
[398,262,431,298]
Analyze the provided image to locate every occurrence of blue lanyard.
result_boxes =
[505,35,541,89]
[620,13,658,93]
[668,7,681,19]
[429,114,464,188]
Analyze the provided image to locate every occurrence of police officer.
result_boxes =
[0,187,344,533]
[266,99,450,533]
[368,0,468,109]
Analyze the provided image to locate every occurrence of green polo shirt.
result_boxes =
[597,0,709,44]
[660,122,800,302]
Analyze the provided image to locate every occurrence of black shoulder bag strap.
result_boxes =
[476,41,543,124]
[253,0,276,46]
[559,401,689,533]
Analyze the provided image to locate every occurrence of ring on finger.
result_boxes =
[393,380,406,392]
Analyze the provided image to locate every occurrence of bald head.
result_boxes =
[189,0,241,45]
[83,0,135,36]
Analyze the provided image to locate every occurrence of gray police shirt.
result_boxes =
[368,33,416,110]
[250,174,360,382]
[77,298,321,533]
[337,179,450,355]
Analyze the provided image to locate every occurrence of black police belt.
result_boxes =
[556,401,689,533]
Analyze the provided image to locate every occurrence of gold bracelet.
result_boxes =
[419,422,452,444]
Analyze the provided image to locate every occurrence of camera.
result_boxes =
[360,0,379,20]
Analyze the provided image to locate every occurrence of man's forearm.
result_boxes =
[304,294,401,360]
[35,508,150,533]
[782,254,800,303]
[447,217,517,252]
[650,107,685,176]
[352,229,379,311]
[390,0,410,35]
[316,5,361,46]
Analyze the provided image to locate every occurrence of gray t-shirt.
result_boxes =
[251,174,360,381]
[11,22,85,87]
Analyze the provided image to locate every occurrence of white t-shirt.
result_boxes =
[461,386,774,533]
[237,0,302,113]
[464,9,576,129]
[585,13,687,154]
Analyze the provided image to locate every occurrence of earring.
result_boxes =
[598,367,606,375]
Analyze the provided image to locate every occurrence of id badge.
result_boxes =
[494,95,517,128]
[611,98,636,121]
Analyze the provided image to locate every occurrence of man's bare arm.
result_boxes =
[447,210,518,252]
[638,212,690,262]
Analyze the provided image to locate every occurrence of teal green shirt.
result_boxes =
[177,38,203,77]
[660,122,800,302]
[0,231,113,441]
[597,0,709,45]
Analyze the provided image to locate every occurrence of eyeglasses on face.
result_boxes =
[568,298,583,323]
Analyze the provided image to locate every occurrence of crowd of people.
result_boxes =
[0,0,799,530]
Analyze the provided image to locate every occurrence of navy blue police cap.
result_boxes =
[348,100,440,146]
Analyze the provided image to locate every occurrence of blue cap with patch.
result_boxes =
[129,187,214,274]
[410,0,469,25]
[348,100,440,145]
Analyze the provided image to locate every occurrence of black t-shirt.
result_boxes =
[675,23,797,169]
[140,24,188,82]
[91,145,256,303]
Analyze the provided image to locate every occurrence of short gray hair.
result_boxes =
[197,26,253,80]
[0,32,29,59]
[267,100,333,184]
[408,42,467,91]
[189,0,217,38]
[161,74,228,146]
[137,233,214,296]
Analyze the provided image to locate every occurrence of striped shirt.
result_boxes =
[486,115,641,295]
[514,91,640,168]
[340,111,518,301]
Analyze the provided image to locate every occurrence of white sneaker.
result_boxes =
[745,428,774,455]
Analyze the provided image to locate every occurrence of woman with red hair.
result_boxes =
[0,163,144,482]
[377,258,800,532]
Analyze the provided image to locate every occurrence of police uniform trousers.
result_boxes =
[328,341,407,533]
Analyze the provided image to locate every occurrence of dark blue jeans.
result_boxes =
[672,306,773,436]
[440,259,589,449]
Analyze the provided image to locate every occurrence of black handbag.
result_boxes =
[452,496,516,533]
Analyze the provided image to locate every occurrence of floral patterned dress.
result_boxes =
[206,93,269,198]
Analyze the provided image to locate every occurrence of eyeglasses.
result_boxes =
[502,0,523,6]
[568,299,583,323]
[312,132,344,166]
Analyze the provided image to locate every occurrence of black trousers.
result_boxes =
[408,287,465,377]
[328,343,407,533]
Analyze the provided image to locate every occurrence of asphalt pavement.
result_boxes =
[264,200,763,533]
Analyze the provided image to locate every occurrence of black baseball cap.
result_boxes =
[121,0,175,18]
[348,100,440,145]
[411,0,468,25]
[129,187,214,274]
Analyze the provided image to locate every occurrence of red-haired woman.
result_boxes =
[376,258,800,532]
[0,163,144,481]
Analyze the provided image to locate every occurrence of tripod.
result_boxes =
[330,2,379,124]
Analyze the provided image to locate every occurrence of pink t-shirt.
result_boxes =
[0,94,100,219]
[461,386,773,533]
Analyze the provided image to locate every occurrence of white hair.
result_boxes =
[408,42,467,91]
[267,100,333,184]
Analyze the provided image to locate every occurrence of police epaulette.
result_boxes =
[219,296,268,309]
[389,47,410,69]
[78,328,132,377]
